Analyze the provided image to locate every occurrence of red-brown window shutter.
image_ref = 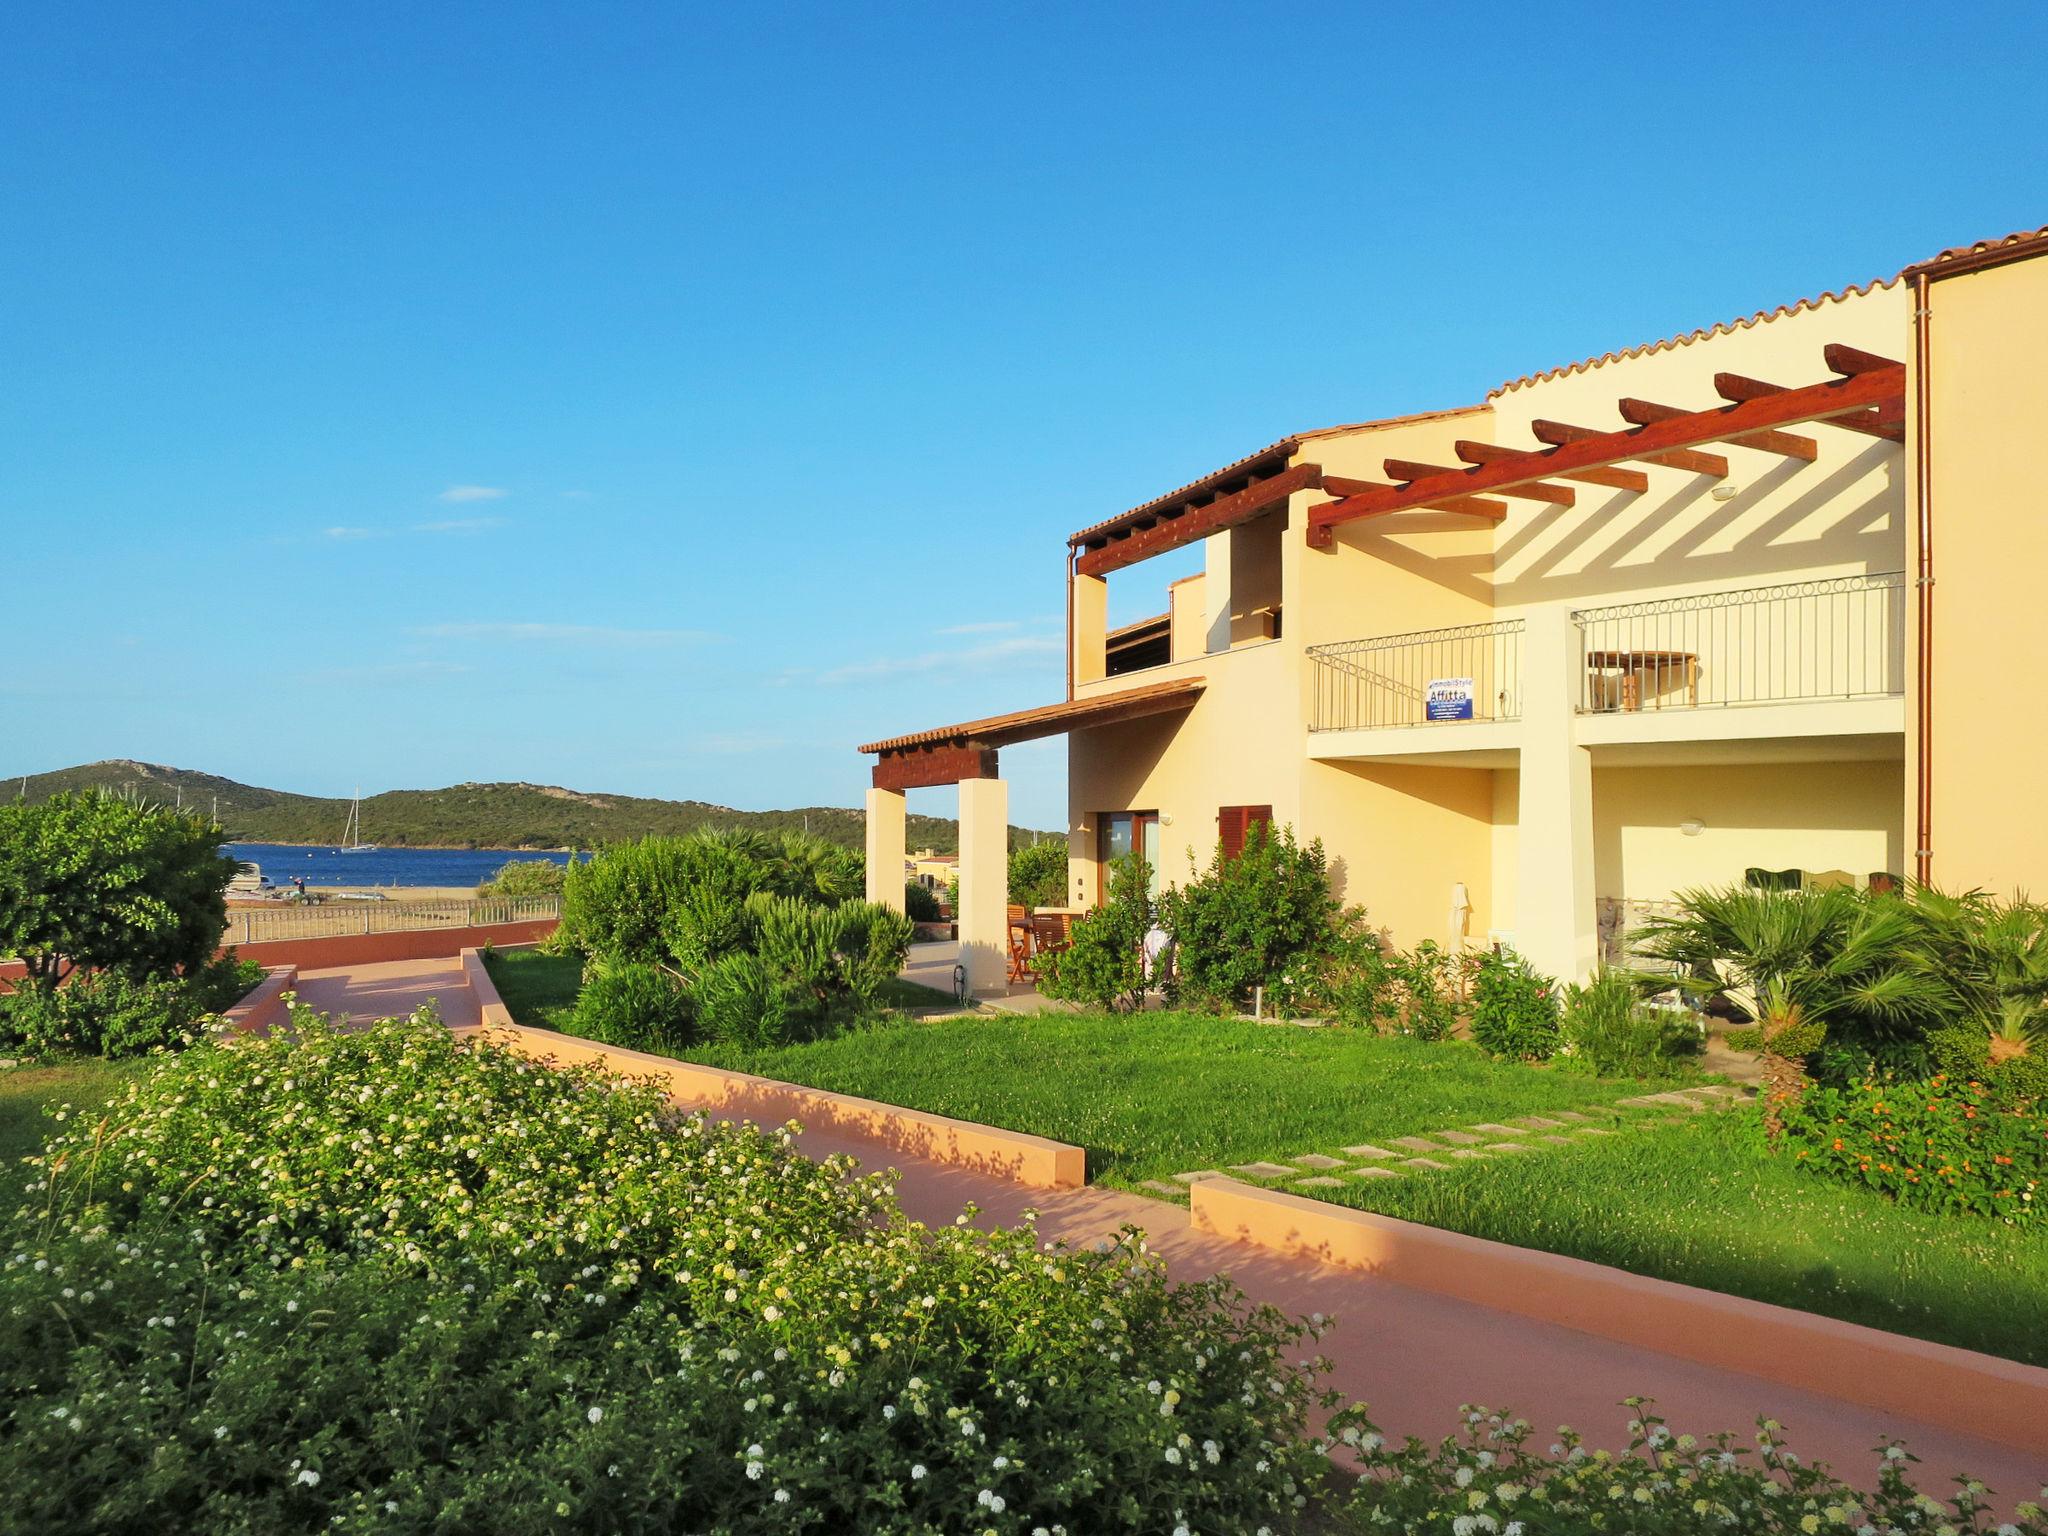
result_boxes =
[1218,804,1273,860]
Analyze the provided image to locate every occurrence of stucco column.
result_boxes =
[956,775,1009,995]
[1071,572,1107,687]
[1514,606,1598,982]
[864,786,906,912]
[1203,529,1234,653]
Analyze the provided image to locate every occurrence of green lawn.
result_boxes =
[481,947,583,1033]
[683,1011,1684,1186]
[1329,1110,2048,1366]
[0,1057,153,1168]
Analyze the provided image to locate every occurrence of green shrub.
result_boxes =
[1467,947,1561,1061]
[476,856,567,899]
[1328,1397,2045,1536]
[693,951,793,1045]
[1007,839,1068,909]
[1161,823,1341,1010]
[1783,1071,2044,1221]
[569,961,694,1052]
[1560,968,1703,1076]
[1039,854,1151,1013]
[0,958,262,1059]
[2,1008,1333,1533]
[0,789,236,986]
[1389,941,1463,1040]
[1929,1020,2048,1105]
[902,880,942,922]
[1270,913,1398,1027]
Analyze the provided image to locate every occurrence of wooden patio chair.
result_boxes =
[1031,912,1074,963]
[1007,904,1035,983]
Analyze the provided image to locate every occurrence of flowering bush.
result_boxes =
[1391,941,1465,1041]
[2,1005,1332,1532]
[1782,1073,2045,1222]
[1327,1398,2047,1535]
[0,955,262,1058]
[1467,950,1561,1062]
[1161,824,1343,1012]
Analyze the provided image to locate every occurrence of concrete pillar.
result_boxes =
[864,786,906,912]
[957,776,1010,995]
[1072,573,1107,686]
[1514,607,1598,982]
[1203,530,1234,653]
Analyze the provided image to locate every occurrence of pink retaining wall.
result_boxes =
[1189,1177,2048,1458]
[451,968,1083,1190]
[221,966,299,1036]
[230,919,557,972]
[461,946,515,1029]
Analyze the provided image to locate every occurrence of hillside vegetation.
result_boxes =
[14,761,1051,853]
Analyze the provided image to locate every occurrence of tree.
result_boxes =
[1632,886,1947,1140]
[476,857,568,899]
[1008,840,1069,909]
[1038,855,1153,1013]
[0,791,236,985]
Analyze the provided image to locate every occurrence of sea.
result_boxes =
[224,842,572,890]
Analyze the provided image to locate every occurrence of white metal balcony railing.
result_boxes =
[1573,572,1907,714]
[1307,619,1524,732]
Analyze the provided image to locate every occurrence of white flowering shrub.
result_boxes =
[2,1005,1331,1533]
[1326,1398,2047,1535]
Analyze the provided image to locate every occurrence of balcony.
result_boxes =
[1308,619,1524,733]
[1573,572,1907,715]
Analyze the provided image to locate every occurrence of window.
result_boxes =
[1217,804,1273,861]
[1097,810,1162,902]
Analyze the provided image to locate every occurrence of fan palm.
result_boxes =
[1910,888,2048,1064]
[1631,886,1950,1138]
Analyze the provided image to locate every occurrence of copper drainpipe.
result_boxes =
[1064,545,1076,701]
[1912,271,1935,886]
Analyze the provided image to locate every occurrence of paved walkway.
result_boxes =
[293,956,479,1028]
[287,953,2042,1500]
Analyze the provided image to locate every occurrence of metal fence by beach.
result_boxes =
[225,896,561,946]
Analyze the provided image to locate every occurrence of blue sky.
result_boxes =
[4,2,2043,831]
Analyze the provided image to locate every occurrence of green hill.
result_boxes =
[10,761,1056,854]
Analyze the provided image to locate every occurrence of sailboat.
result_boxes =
[338,787,379,852]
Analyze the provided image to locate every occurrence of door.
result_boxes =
[1097,810,1162,904]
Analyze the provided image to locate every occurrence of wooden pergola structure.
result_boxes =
[1305,344,1905,546]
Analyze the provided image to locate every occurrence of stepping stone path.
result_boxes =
[1161,1084,1756,1194]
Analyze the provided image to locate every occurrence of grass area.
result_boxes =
[1327,1109,2048,1366]
[0,1057,153,1168]
[684,1011,1686,1186]
[481,946,584,1032]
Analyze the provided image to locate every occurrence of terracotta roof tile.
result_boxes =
[859,676,1204,756]
[1902,222,2048,278]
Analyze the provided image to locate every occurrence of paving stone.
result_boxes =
[1468,1122,1527,1136]
[1484,1141,1535,1153]
[1293,1176,1347,1189]
[1348,1166,1404,1180]
[1433,1129,1485,1145]
[1343,1144,1401,1160]
[1515,1115,1566,1129]
[1547,1110,1593,1122]
[1229,1162,1299,1179]
[1648,1091,1710,1111]
[1576,1127,1616,1136]
[1614,1096,1666,1110]
[1171,1170,1226,1184]
[1291,1153,1348,1170]
[1448,1148,1489,1160]
[1391,1135,1442,1152]
[1535,1134,1576,1146]
[1401,1157,1451,1171]
[1140,1180,1187,1197]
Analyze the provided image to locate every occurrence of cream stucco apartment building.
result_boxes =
[860,223,2048,992]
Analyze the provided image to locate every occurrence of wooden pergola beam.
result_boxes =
[1074,461,1322,577]
[1385,457,1574,507]
[1717,370,1904,442]
[1822,343,1904,376]
[1322,476,1507,522]
[1532,419,1731,478]
[1306,359,1904,547]
[1456,440,1649,494]
[1618,397,1817,461]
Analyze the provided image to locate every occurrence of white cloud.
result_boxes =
[410,621,724,646]
[810,634,1061,685]
[438,484,508,503]
[413,517,505,534]
[323,526,379,540]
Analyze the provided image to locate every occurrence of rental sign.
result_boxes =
[1425,677,1476,722]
